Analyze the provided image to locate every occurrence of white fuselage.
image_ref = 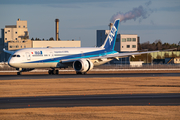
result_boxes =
[8,47,115,69]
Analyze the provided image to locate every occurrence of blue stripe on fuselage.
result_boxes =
[25,49,117,63]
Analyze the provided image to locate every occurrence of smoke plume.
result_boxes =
[110,1,153,23]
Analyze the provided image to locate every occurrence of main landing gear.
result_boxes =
[76,72,86,75]
[48,69,59,75]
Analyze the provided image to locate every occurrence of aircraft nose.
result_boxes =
[8,57,15,67]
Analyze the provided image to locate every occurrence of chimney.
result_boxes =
[55,19,59,41]
[108,23,113,30]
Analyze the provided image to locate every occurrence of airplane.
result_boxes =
[4,19,160,75]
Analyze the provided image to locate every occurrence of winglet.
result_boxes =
[3,48,15,55]
[101,19,120,50]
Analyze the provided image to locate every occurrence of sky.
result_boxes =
[0,0,180,47]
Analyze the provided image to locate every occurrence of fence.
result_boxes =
[94,64,180,69]
[0,62,180,71]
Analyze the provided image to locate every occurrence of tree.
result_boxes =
[162,42,170,50]
[156,55,161,59]
[31,37,34,40]
[171,52,177,58]
[49,37,54,41]
[154,39,162,50]
[164,53,169,58]
[35,38,41,41]
[140,40,177,51]
[178,41,180,51]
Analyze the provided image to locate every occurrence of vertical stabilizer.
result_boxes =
[101,19,120,50]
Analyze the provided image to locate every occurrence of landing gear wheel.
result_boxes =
[76,72,86,75]
[55,70,59,75]
[48,70,59,75]
[48,70,53,75]
[76,72,82,75]
[53,70,58,75]
[17,72,21,75]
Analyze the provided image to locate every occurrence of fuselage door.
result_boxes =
[26,52,31,60]
[50,52,54,60]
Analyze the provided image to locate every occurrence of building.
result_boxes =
[8,39,32,50]
[115,34,138,52]
[4,18,30,49]
[3,18,31,51]
[32,40,81,48]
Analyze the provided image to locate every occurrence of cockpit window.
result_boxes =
[12,55,21,57]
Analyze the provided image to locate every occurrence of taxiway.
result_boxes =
[0,93,180,109]
[0,72,180,80]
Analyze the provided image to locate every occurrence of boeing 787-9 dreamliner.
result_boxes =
[4,19,159,75]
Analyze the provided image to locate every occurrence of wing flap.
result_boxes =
[89,50,160,61]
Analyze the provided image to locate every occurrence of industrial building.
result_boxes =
[0,19,81,62]
[32,41,80,48]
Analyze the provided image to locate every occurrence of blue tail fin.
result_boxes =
[101,19,120,50]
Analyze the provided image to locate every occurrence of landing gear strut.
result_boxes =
[16,68,35,75]
[17,72,21,75]
[17,68,22,75]
[48,69,59,75]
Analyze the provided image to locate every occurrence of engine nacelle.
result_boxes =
[73,59,93,73]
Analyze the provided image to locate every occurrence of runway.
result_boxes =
[0,72,180,80]
[0,93,180,109]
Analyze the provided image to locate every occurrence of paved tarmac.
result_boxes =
[0,72,180,80]
[0,93,179,109]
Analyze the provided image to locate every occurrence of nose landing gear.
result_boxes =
[17,71,21,75]
[16,68,22,75]
[16,68,34,75]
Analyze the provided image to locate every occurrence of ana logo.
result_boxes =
[34,51,43,55]
[108,26,117,45]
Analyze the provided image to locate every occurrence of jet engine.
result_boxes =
[73,59,93,73]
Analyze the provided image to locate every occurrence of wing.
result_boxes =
[89,50,160,61]
[3,48,15,55]
[60,50,159,64]
[60,48,176,64]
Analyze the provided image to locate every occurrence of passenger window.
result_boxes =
[12,55,16,57]
[17,55,20,57]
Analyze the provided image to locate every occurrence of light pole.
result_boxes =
[178,41,180,51]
